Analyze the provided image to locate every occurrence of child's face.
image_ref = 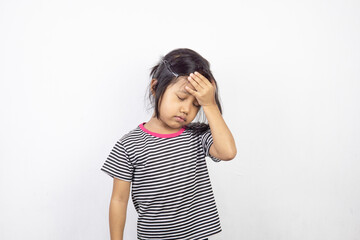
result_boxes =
[158,76,200,128]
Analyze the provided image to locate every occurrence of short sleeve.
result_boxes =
[100,140,134,182]
[200,128,222,162]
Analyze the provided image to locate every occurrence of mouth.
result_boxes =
[175,116,186,122]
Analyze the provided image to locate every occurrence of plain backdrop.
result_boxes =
[1,0,359,239]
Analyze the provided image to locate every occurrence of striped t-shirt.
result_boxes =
[100,122,222,240]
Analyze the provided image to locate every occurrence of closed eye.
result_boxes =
[177,96,200,108]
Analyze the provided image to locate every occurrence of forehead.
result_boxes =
[169,77,196,93]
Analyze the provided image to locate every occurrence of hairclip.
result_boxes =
[162,59,179,78]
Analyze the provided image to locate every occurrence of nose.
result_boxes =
[180,101,191,114]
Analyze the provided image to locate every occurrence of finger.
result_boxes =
[185,85,198,95]
[194,71,212,87]
[187,74,202,90]
[189,73,206,89]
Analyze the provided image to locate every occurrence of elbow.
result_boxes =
[223,149,237,161]
[226,148,237,161]
[212,144,237,161]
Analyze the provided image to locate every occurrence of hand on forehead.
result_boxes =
[177,76,197,92]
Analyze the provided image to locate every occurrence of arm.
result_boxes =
[186,71,237,161]
[203,104,237,161]
[109,178,131,240]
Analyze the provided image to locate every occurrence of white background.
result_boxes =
[1,0,359,239]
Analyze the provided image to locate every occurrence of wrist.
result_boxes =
[202,103,219,111]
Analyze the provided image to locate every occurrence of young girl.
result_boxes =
[101,48,237,240]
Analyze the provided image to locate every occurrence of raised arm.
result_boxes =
[203,104,237,160]
[185,71,237,161]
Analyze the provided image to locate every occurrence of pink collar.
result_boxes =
[139,122,186,138]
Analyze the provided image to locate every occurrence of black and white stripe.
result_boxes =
[101,124,222,240]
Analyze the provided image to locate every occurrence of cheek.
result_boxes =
[159,97,176,112]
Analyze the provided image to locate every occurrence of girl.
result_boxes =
[101,48,237,240]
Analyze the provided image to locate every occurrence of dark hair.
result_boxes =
[144,48,223,134]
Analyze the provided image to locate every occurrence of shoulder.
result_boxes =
[116,124,143,147]
[184,122,210,137]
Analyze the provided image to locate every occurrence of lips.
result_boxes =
[175,116,186,122]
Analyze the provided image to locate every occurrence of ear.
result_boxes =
[151,78,158,96]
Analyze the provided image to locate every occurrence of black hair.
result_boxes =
[144,48,223,135]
